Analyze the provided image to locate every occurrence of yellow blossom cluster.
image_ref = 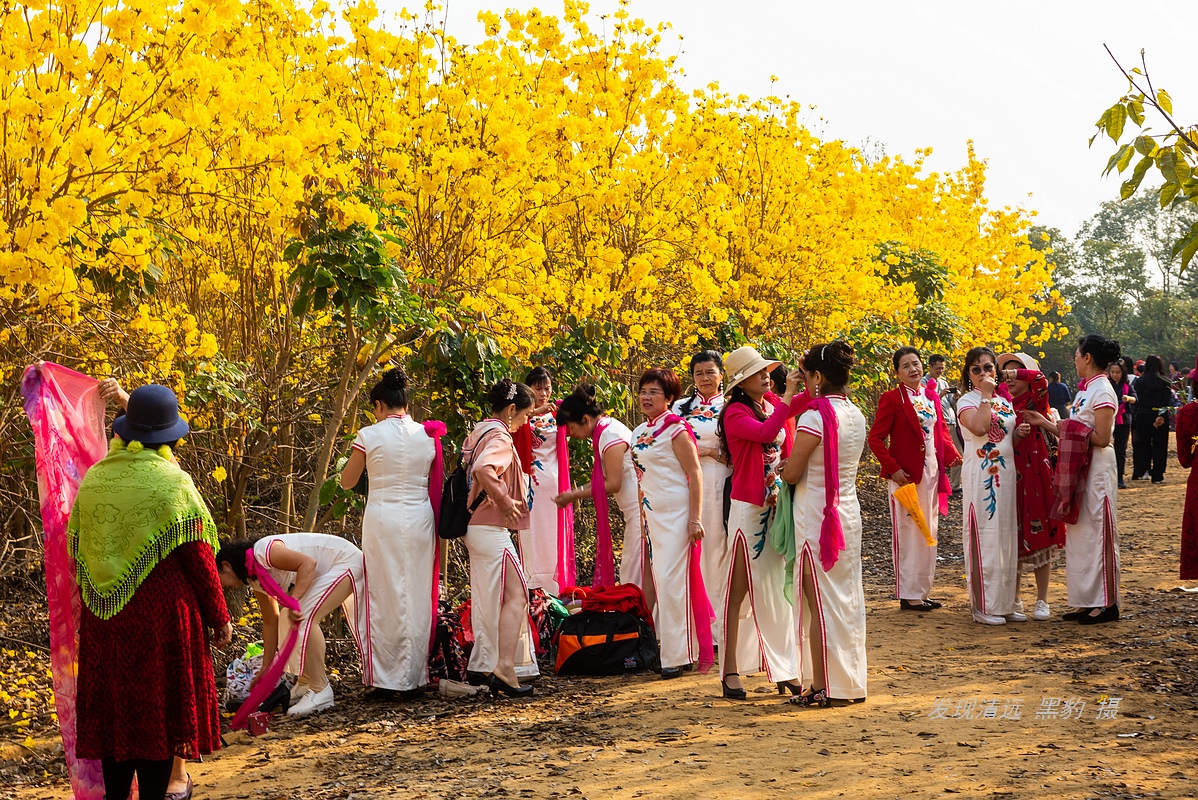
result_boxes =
[0,0,1063,533]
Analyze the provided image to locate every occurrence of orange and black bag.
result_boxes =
[553,611,660,675]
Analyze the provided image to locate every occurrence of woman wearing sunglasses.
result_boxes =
[955,347,1029,625]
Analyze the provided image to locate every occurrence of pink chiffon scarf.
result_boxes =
[21,363,107,799]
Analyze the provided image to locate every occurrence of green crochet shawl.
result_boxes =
[67,439,219,620]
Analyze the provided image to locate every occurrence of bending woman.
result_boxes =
[554,384,643,588]
[672,351,733,640]
[340,367,444,700]
[717,346,805,698]
[781,342,868,707]
[462,379,538,696]
[630,368,712,679]
[867,347,960,612]
[216,533,365,717]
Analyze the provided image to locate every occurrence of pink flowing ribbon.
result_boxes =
[590,419,617,588]
[814,398,846,572]
[230,552,302,731]
[423,420,446,654]
[553,411,577,590]
[651,414,715,673]
[21,363,107,799]
[925,383,953,516]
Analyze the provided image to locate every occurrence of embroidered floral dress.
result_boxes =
[631,414,698,669]
[672,393,731,636]
[956,389,1018,616]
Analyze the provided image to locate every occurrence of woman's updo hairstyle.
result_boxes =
[892,346,920,372]
[370,367,409,409]
[525,366,552,389]
[556,383,604,425]
[487,378,535,412]
[961,346,997,390]
[1078,334,1122,370]
[805,341,855,388]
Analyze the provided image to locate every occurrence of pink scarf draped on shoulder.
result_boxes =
[649,413,715,673]
[230,552,302,730]
[923,383,953,516]
[423,420,446,651]
[21,363,107,799]
[590,418,618,589]
[813,397,846,572]
[553,403,577,589]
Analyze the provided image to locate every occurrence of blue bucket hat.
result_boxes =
[112,384,190,446]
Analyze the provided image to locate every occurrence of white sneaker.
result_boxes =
[972,611,1006,625]
[287,684,334,717]
[1004,611,1028,622]
[1013,599,1025,614]
[1032,600,1051,621]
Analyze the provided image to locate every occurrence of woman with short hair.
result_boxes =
[630,368,712,678]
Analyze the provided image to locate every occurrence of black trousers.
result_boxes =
[101,757,172,800]
[1113,423,1130,481]
[1131,416,1169,481]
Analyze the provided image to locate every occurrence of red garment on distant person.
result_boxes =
[1009,371,1065,555]
[75,541,229,762]
[1174,401,1198,579]
[1049,419,1093,526]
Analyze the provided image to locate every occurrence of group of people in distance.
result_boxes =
[66,332,1149,799]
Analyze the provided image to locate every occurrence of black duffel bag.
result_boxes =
[553,611,660,676]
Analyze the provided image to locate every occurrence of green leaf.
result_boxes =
[318,475,340,506]
[1105,143,1130,175]
[1157,88,1173,115]
[1115,143,1135,174]
[1127,99,1144,126]
[282,240,304,261]
[1157,148,1178,183]
[1120,156,1153,200]
[1106,104,1127,142]
[1159,181,1180,207]
[1134,135,1156,156]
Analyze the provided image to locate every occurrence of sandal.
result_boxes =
[788,687,829,708]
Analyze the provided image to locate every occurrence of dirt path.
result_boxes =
[9,473,1198,800]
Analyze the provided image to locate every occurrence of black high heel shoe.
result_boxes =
[489,675,534,698]
[722,673,746,700]
[788,687,829,708]
[776,680,803,696]
[1078,605,1119,625]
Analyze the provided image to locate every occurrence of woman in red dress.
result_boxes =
[999,353,1065,620]
[69,385,231,800]
[1174,399,1198,581]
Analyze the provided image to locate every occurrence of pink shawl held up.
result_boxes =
[813,397,846,572]
[590,418,617,588]
[924,383,953,516]
[553,408,577,589]
[649,414,715,673]
[21,363,107,799]
[230,552,302,730]
[423,421,446,651]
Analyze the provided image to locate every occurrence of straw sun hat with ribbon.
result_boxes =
[722,346,782,398]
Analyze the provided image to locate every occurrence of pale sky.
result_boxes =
[375,0,1197,239]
